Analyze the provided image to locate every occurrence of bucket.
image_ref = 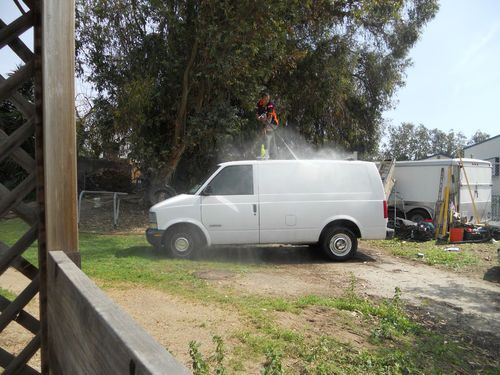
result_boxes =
[449,228,464,243]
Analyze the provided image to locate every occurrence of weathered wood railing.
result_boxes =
[47,251,191,375]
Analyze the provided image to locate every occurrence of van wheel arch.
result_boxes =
[320,220,361,240]
[162,223,207,258]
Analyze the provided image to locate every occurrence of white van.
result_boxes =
[146,160,388,261]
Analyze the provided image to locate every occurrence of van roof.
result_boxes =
[218,159,373,167]
[395,158,491,167]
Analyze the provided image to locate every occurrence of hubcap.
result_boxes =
[173,237,190,252]
[329,234,352,256]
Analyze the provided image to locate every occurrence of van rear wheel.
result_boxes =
[321,227,357,261]
[164,228,198,259]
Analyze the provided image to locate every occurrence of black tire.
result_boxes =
[320,227,357,261]
[308,243,320,250]
[164,227,198,259]
[407,209,430,223]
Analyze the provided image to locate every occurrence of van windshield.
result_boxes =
[187,165,219,194]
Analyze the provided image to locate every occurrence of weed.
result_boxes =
[189,341,210,375]
[262,349,283,375]
[346,272,357,297]
[212,336,228,375]
[189,336,228,375]
[370,287,420,344]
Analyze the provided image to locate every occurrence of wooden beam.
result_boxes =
[0,19,34,64]
[0,184,37,224]
[2,333,41,375]
[11,256,39,281]
[0,275,39,332]
[0,172,36,219]
[0,242,38,280]
[0,223,37,276]
[41,0,79,260]
[0,128,36,172]
[0,118,34,165]
[47,252,190,374]
[0,295,40,334]
[0,348,39,375]
[33,0,47,371]
[0,75,35,118]
[0,11,34,50]
[0,60,33,102]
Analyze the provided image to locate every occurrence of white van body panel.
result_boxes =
[150,160,387,246]
[257,161,386,242]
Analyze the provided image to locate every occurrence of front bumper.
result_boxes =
[145,228,165,248]
[386,227,395,240]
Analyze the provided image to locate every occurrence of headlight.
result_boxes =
[149,211,158,229]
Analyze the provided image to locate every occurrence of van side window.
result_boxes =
[207,165,253,195]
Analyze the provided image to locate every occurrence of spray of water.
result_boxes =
[281,127,359,160]
[217,125,357,163]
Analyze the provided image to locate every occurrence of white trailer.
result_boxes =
[389,158,492,223]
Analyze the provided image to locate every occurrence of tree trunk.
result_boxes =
[146,38,199,206]
[174,38,198,144]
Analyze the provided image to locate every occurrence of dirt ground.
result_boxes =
[2,242,499,371]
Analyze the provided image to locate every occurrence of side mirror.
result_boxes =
[201,185,213,196]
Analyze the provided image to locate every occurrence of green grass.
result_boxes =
[1,218,497,374]
[364,238,493,270]
[0,218,261,300]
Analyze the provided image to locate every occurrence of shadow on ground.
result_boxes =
[483,266,500,283]
[114,244,377,265]
[405,281,500,334]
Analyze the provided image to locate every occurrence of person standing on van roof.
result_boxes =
[256,92,279,159]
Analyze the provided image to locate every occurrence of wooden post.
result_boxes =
[41,0,79,264]
[36,1,79,372]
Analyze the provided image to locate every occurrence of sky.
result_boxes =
[1,0,499,139]
[383,0,500,138]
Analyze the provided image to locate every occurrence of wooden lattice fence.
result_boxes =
[0,1,43,373]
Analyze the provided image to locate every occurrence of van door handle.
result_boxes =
[252,204,257,215]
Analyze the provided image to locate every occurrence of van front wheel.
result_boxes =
[165,228,198,259]
[321,227,357,261]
